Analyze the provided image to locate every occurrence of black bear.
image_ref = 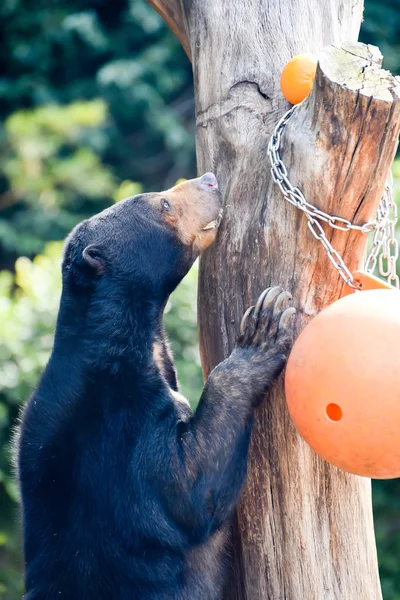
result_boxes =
[16,173,295,600]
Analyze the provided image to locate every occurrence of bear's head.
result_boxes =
[62,173,222,301]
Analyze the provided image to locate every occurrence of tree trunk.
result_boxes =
[146,1,400,598]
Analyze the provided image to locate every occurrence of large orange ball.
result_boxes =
[285,289,400,478]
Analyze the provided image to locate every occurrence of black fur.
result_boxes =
[16,194,294,600]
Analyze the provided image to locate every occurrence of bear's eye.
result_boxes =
[161,199,171,212]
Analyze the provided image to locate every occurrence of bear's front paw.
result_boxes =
[237,286,296,390]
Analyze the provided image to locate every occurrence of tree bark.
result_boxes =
[146,1,400,598]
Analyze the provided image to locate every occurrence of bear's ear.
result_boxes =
[82,244,106,274]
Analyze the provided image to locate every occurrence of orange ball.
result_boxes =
[280,53,318,104]
[285,289,400,478]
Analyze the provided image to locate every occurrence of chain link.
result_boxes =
[268,106,399,290]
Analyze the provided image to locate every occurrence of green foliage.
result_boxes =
[0,102,115,256]
[0,243,62,406]
[0,244,65,599]
[374,479,400,600]
[360,0,400,75]
[0,0,195,269]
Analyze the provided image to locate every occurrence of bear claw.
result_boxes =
[254,287,270,316]
[239,305,255,336]
[279,306,296,329]
[238,286,295,348]
[260,286,283,313]
[273,291,292,313]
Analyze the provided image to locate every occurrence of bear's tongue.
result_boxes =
[202,208,223,231]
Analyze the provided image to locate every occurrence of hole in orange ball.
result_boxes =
[326,403,343,422]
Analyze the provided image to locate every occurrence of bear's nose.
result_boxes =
[198,172,219,191]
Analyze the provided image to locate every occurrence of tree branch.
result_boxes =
[145,0,191,61]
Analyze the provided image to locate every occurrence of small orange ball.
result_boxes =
[285,289,400,478]
[280,53,318,104]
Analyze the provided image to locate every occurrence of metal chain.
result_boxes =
[365,171,399,287]
[268,105,399,290]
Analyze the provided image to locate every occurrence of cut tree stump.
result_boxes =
[146,1,400,598]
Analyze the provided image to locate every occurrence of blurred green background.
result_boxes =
[0,1,399,598]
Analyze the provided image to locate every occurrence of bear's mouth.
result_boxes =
[202,208,223,231]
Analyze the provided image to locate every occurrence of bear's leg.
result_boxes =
[178,287,295,529]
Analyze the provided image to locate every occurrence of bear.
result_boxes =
[16,172,295,600]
